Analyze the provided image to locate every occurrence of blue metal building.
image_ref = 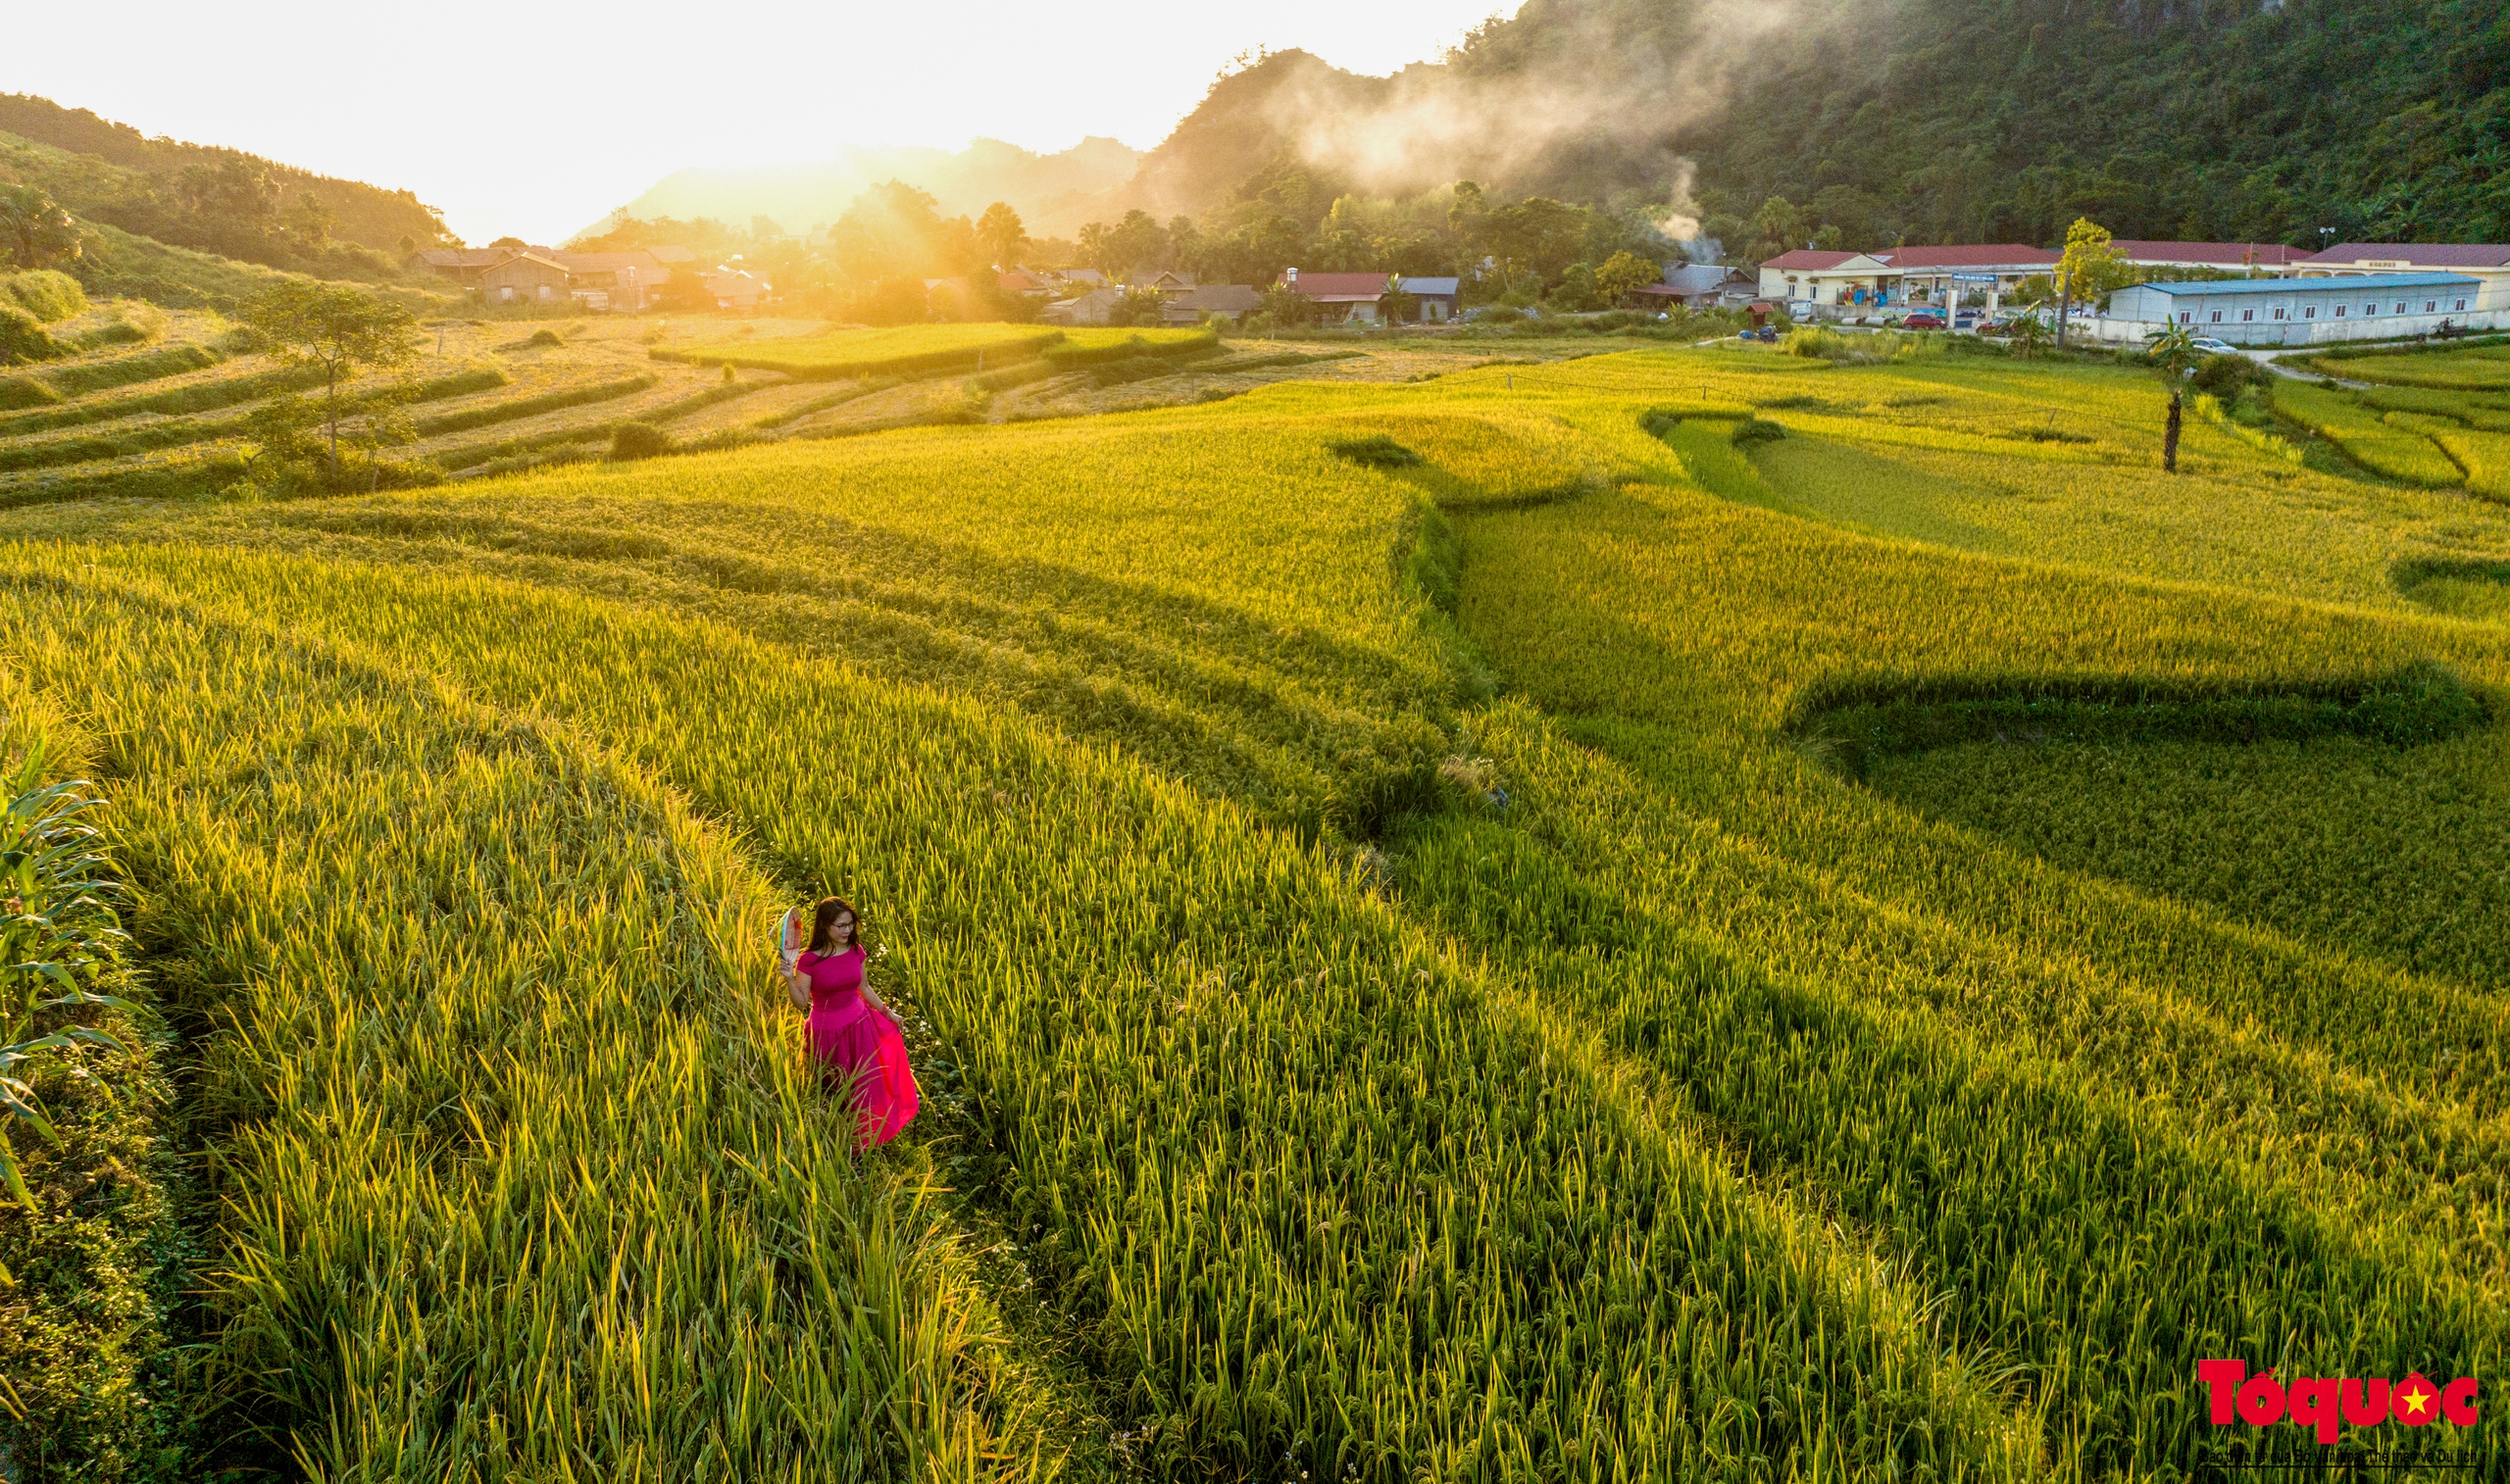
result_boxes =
[2105,272,2483,346]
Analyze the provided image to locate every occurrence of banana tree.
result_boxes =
[2145,323,2205,473]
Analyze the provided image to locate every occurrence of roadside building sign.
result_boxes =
[1951,272,2001,284]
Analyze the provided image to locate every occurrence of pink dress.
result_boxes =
[796,946,918,1146]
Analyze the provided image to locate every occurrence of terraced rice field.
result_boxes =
[5,331,2506,1480]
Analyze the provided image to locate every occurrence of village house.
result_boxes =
[429,243,690,310]
[555,250,672,311]
[478,252,574,306]
[1631,262,1754,311]
[1163,283,1263,325]
[1279,269,1392,323]
[2297,243,2510,312]
[698,269,770,310]
[1128,270,1198,296]
[1397,276,1462,322]
[1757,250,1895,311]
[1042,286,1125,325]
[416,246,528,283]
[1882,245,2061,309]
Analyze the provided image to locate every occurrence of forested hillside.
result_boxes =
[0,93,455,275]
[1125,0,2507,253]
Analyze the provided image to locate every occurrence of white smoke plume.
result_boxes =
[1254,1,1861,204]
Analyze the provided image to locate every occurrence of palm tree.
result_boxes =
[2144,324,2204,473]
[1076,222,1117,279]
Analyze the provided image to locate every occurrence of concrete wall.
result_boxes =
[2083,307,2510,346]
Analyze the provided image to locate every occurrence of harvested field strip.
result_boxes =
[0,366,510,473]
[0,556,1077,1477]
[657,322,1060,379]
[412,371,655,434]
[30,340,223,399]
[676,376,881,434]
[428,381,757,470]
[0,360,326,436]
[0,451,249,507]
[63,540,2047,1478]
[1038,327,1218,368]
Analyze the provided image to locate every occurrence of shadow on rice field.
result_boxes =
[1794,664,2510,987]
[2393,554,2510,622]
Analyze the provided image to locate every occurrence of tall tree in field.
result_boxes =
[240,282,417,473]
[0,185,81,270]
[1593,250,1662,307]
[1076,221,1118,278]
[1745,196,1809,264]
[1108,210,1167,278]
[2054,217,2129,352]
[1447,180,1488,274]
[1484,198,1589,293]
[977,201,1026,272]
[2144,323,2204,473]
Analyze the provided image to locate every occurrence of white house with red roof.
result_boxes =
[1757,250,1890,309]
[1877,245,2062,306]
[1761,245,2056,315]
[2296,243,2510,312]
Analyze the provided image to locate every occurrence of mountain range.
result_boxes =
[582,137,1143,243]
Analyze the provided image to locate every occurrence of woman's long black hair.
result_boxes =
[810,896,862,954]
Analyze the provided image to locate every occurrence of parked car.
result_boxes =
[2189,336,2238,355]
[1901,312,1945,329]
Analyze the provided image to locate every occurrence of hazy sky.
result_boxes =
[5,1,1508,244]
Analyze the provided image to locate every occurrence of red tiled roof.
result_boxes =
[1877,245,2060,269]
[1280,272,1390,297]
[2302,242,2510,269]
[1760,250,1860,271]
[2108,241,2308,267]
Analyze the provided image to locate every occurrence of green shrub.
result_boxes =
[2190,353,2270,400]
[0,373,63,410]
[1732,417,1789,446]
[0,302,69,365]
[1328,434,1424,470]
[611,421,675,461]
[4,270,89,322]
[528,327,564,347]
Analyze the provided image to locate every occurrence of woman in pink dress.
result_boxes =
[781,896,918,1147]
